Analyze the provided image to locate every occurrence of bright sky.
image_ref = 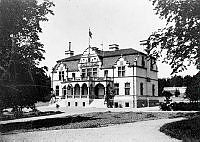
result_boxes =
[39,0,198,78]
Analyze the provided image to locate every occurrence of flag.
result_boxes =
[89,28,92,39]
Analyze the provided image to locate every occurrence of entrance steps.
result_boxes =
[89,99,107,108]
[49,98,66,107]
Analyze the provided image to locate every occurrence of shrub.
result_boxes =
[160,103,171,111]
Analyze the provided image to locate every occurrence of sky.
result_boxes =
[39,0,198,78]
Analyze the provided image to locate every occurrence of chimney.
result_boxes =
[65,42,74,58]
[109,44,119,51]
[69,41,71,51]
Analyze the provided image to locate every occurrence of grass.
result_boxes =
[0,111,63,121]
[0,111,192,135]
[160,112,200,141]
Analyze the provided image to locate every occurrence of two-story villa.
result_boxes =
[52,42,159,108]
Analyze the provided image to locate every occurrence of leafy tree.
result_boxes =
[145,0,200,74]
[183,75,193,87]
[158,78,168,96]
[162,91,173,104]
[170,75,183,87]
[0,0,54,111]
[185,72,200,102]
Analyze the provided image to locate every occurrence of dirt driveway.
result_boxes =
[1,118,182,142]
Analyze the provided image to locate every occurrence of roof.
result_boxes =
[57,54,82,62]
[54,48,147,71]
[57,48,145,62]
[97,48,145,57]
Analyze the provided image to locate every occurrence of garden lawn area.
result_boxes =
[0,111,63,121]
[0,111,194,135]
[160,112,200,141]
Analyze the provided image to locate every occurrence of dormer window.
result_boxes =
[118,66,125,77]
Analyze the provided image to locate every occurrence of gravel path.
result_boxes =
[1,118,183,142]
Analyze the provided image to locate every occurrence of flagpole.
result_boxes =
[88,28,91,55]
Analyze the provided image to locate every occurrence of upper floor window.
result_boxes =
[86,68,98,77]
[125,83,130,95]
[150,59,155,70]
[140,83,143,96]
[118,66,125,77]
[81,69,86,78]
[114,83,119,95]
[63,86,67,97]
[55,85,59,96]
[152,84,155,96]
[104,70,108,77]
[142,56,145,67]
[59,71,64,80]
[93,68,97,77]
[87,68,92,77]
[72,73,75,79]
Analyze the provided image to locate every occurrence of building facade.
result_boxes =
[52,43,159,108]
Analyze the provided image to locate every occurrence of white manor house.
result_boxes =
[52,42,159,108]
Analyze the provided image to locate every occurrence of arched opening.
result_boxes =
[74,84,80,98]
[89,84,95,99]
[81,83,88,97]
[94,83,105,99]
[67,84,73,98]
[62,85,67,98]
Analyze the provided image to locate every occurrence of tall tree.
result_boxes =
[0,0,54,111]
[185,72,200,101]
[170,75,183,87]
[145,0,200,74]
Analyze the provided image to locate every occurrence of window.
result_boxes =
[75,102,78,106]
[104,70,108,77]
[55,86,59,96]
[114,102,118,108]
[59,71,64,80]
[114,83,119,95]
[82,69,86,78]
[150,59,154,70]
[125,83,130,95]
[87,68,92,77]
[140,83,143,96]
[59,72,61,80]
[118,66,125,77]
[62,71,64,80]
[83,102,85,107]
[63,86,67,96]
[68,102,70,106]
[142,56,145,67]
[125,102,129,107]
[93,68,97,77]
[86,68,97,77]
[72,73,75,79]
[152,84,155,96]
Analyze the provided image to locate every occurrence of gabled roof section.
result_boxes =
[97,48,146,57]
[57,54,82,63]
[55,48,147,70]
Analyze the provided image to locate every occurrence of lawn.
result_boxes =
[0,111,193,135]
[0,110,63,121]
[160,112,200,141]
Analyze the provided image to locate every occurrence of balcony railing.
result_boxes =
[62,76,113,82]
